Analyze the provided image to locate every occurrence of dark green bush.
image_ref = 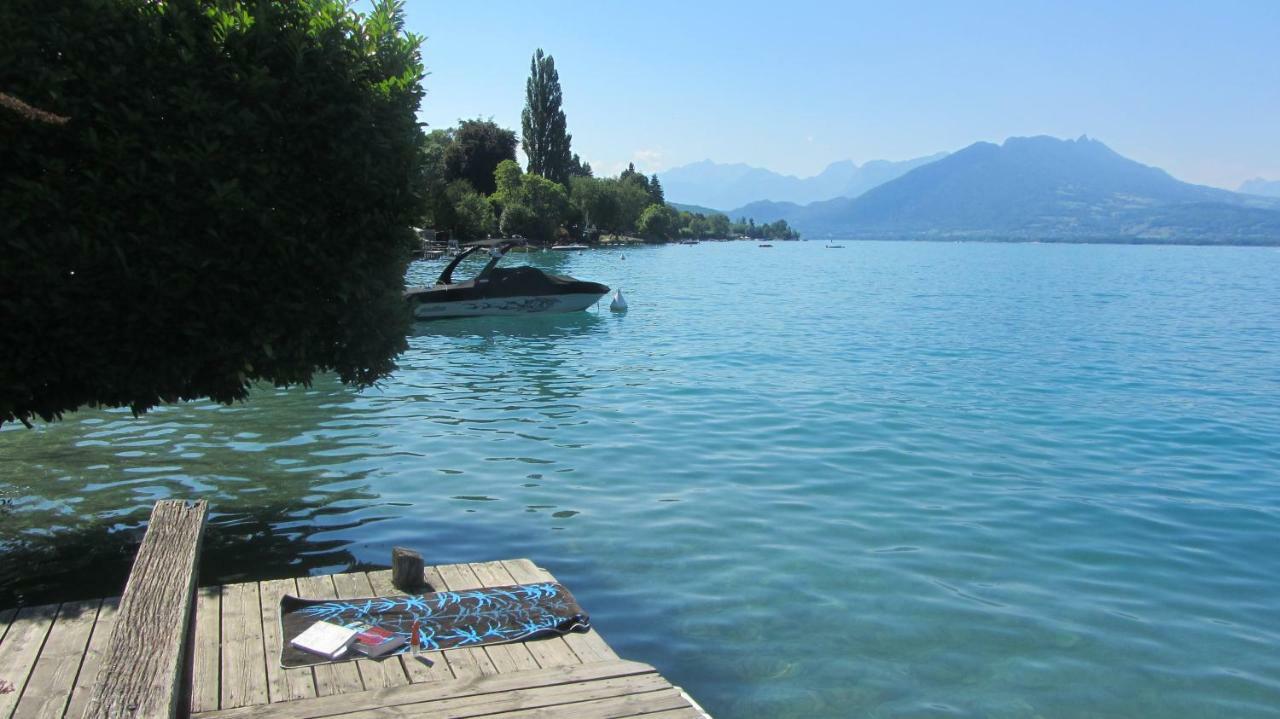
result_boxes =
[0,0,425,424]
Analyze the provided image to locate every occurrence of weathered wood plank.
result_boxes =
[478,686,688,719]
[0,604,59,719]
[627,709,705,719]
[469,561,581,671]
[0,608,15,643]
[502,559,618,663]
[11,599,100,719]
[189,586,221,714]
[292,576,363,698]
[258,579,315,703]
[674,688,713,719]
[63,598,118,719]
[363,572,452,685]
[80,496,210,719]
[329,573,407,691]
[422,566,496,681]
[193,659,659,719]
[330,676,679,719]
[218,582,268,710]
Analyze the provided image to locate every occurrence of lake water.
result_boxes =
[3,241,1280,718]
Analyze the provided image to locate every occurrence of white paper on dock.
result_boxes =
[289,620,358,659]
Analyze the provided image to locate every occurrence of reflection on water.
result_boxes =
[0,297,617,606]
[0,384,388,604]
[409,310,607,341]
[4,242,1280,718]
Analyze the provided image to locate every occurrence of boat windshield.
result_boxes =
[434,239,522,285]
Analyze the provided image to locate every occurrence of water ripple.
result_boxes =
[3,242,1280,717]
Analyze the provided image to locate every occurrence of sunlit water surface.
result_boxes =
[4,241,1280,718]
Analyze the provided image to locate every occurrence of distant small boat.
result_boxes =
[758,243,773,248]
[550,244,589,251]
[825,244,845,249]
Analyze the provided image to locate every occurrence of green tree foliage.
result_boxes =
[443,118,517,195]
[419,129,455,227]
[648,174,665,206]
[420,123,516,238]
[489,161,569,242]
[569,153,593,178]
[729,216,800,240]
[499,203,539,239]
[521,48,575,185]
[521,174,571,241]
[567,175,647,234]
[493,159,524,201]
[620,163,649,192]
[687,213,711,238]
[561,165,791,241]
[637,204,678,240]
[616,181,654,232]
[0,0,425,425]
[446,181,497,239]
[707,213,732,238]
[569,177,621,232]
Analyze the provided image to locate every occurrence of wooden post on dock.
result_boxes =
[391,547,425,591]
[81,499,207,719]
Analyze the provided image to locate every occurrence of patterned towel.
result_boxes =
[279,582,589,667]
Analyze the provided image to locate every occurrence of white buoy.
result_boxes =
[609,289,628,312]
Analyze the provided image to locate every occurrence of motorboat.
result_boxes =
[405,239,609,320]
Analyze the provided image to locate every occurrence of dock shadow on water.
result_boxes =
[0,381,392,607]
[0,500,372,607]
[0,312,610,608]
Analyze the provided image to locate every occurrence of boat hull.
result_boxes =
[410,291,606,320]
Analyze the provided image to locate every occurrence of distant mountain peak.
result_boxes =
[738,134,1280,245]
[1239,177,1280,198]
[820,159,858,171]
[659,152,949,210]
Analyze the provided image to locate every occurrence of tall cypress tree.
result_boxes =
[648,174,665,206]
[521,48,574,185]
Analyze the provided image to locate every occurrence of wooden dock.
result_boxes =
[0,502,710,718]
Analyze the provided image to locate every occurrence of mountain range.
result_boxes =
[722,136,1280,244]
[658,154,946,210]
[1239,178,1280,198]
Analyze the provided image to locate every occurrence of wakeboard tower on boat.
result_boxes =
[405,238,610,320]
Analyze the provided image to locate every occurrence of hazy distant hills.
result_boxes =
[667,202,725,216]
[742,136,1280,244]
[1239,178,1280,198]
[659,154,946,211]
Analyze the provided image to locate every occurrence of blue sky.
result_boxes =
[395,0,1280,189]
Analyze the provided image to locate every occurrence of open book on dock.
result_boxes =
[289,620,358,660]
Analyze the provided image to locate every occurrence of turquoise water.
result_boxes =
[3,241,1280,718]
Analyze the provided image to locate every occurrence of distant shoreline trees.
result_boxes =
[418,48,797,245]
[418,127,800,243]
[445,119,518,195]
